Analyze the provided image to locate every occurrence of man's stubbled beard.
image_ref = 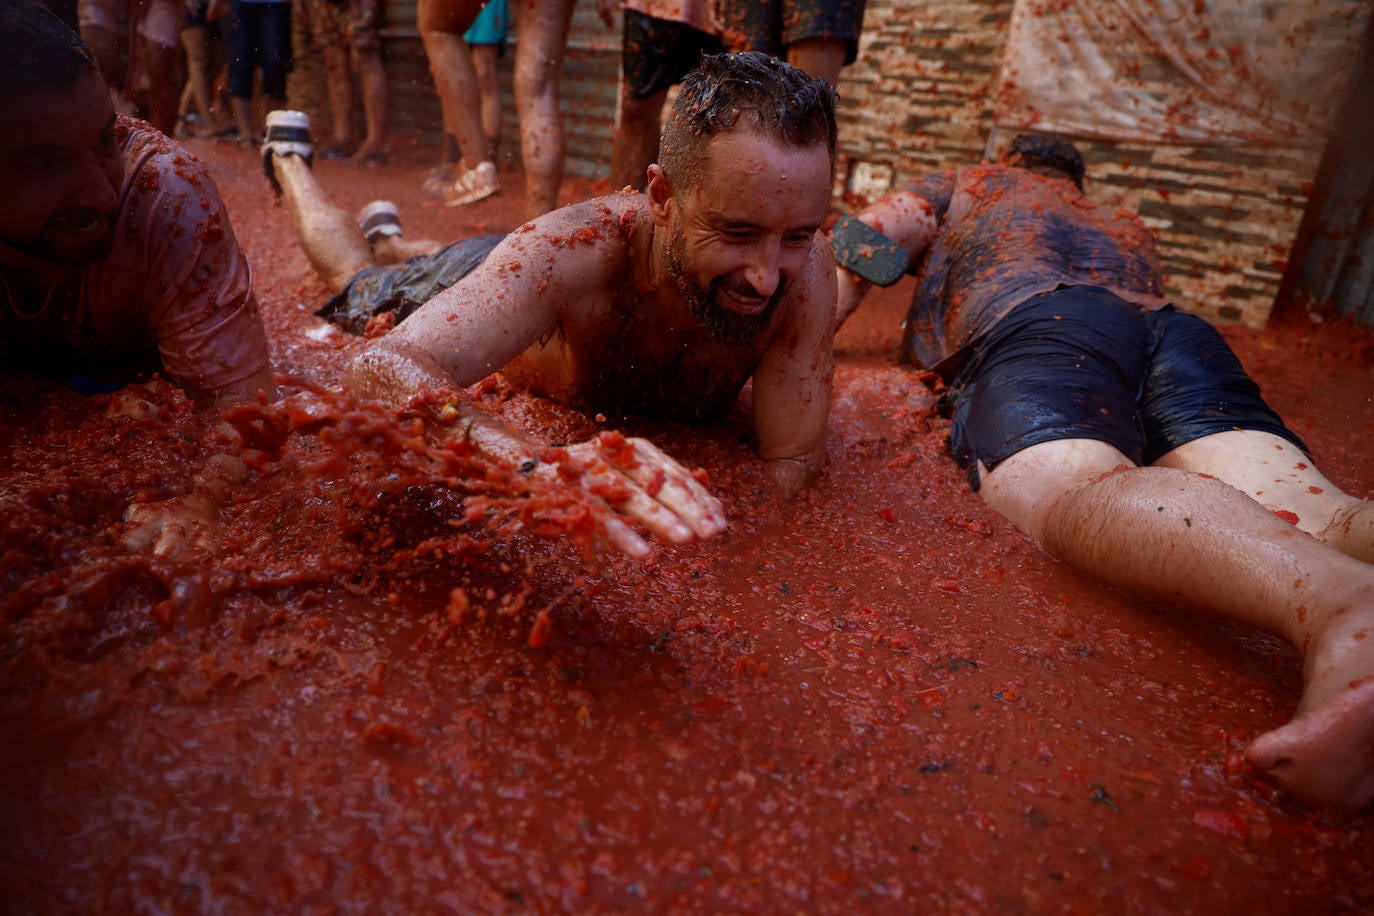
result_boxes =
[3,208,116,266]
[664,224,784,346]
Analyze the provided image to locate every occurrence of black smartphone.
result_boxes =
[830,213,909,286]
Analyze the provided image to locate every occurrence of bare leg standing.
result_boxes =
[470,41,502,161]
[417,0,498,204]
[513,0,573,218]
[610,86,666,191]
[352,41,390,162]
[319,39,355,154]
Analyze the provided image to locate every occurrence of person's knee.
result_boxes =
[471,46,498,82]
[980,438,1132,545]
[181,26,209,65]
[515,60,559,98]
[320,39,348,69]
[515,34,565,96]
[1315,499,1374,564]
[351,19,380,56]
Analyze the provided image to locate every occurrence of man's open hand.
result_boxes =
[117,454,246,561]
[534,431,727,558]
[120,492,220,560]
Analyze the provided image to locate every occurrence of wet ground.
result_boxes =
[1,139,1372,912]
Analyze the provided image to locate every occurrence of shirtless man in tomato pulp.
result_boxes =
[834,133,1374,810]
[266,51,840,557]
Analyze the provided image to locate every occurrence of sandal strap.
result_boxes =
[358,200,403,244]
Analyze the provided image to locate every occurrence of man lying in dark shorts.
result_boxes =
[832,133,1374,811]
[316,231,503,335]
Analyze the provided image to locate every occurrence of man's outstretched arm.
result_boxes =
[348,333,726,556]
[344,212,727,555]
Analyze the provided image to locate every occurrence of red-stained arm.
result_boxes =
[205,362,276,410]
[835,188,943,327]
[752,235,837,497]
[345,201,727,554]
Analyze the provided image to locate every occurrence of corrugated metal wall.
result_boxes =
[294,0,618,173]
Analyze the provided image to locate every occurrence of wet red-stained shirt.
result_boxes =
[902,163,1165,371]
[0,117,270,395]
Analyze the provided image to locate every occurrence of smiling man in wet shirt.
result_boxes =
[834,133,1374,811]
[272,51,839,556]
[1,1,276,560]
[0,0,275,408]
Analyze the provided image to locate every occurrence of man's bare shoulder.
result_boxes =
[468,192,657,330]
[386,193,655,364]
[500,192,651,261]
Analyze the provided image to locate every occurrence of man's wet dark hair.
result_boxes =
[1007,133,1086,191]
[659,51,838,189]
[0,0,98,96]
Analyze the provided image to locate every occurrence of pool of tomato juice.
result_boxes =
[1,139,1372,912]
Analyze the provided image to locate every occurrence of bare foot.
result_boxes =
[1247,591,1374,809]
[422,163,455,199]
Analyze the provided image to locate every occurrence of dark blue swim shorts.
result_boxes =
[942,285,1306,490]
[316,235,504,335]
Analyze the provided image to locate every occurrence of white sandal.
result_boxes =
[357,200,403,246]
[442,161,500,208]
[261,109,314,195]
